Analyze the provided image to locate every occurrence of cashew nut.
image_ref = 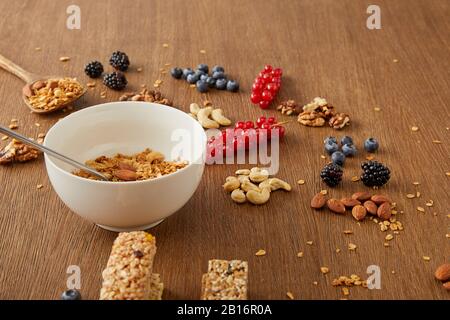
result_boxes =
[223,176,240,192]
[197,107,220,129]
[241,179,260,193]
[189,103,200,115]
[211,108,231,126]
[249,167,269,183]
[246,187,271,205]
[231,189,246,203]
[259,178,292,191]
[237,175,250,184]
[235,169,251,176]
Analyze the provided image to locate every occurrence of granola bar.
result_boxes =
[100,231,161,300]
[201,259,248,300]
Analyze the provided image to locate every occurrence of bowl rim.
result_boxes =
[44,101,206,185]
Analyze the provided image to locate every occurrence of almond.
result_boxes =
[352,205,367,221]
[371,194,391,205]
[32,80,46,90]
[377,202,392,220]
[118,162,136,172]
[351,191,371,201]
[434,264,450,282]
[443,282,450,290]
[22,84,32,97]
[341,198,361,207]
[326,199,346,214]
[311,192,326,209]
[363,200,378,215]
[114,169,137,181]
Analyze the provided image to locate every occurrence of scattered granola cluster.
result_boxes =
[298,97,350,129]
[332,275,368,296]
[118,88,172,106]
[73,148,187,182]
[0,139,40,165]
[23,78,84,111]
[276,99,302,115]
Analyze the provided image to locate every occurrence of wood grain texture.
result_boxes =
[0,0,449,300]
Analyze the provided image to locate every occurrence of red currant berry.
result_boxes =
[252,83,263,92]
[256,116,266,128]
[266,83,278,93]
[235,121,245,129]
[254,77,264,85]
[250,92,261,104]
[272,68,283,77]
[267,117,275,124]
[272,76,281,84]
[264,65,273,72]
[259,100,270,109]
[262,73,271,83]
[261,90,273,101]
[245,121,254,129]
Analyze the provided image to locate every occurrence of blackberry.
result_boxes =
[109,51,130,71]
[320,163,343,187]
[360,161,390,187]
[103,72,127,90]
[84,61,103,78]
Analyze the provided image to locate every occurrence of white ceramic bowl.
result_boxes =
[44,102,206,232]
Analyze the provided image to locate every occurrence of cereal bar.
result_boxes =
[200,259,248,300]
[100,231,161,300]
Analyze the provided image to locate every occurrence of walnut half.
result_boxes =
[0,139,40,165]
[298,111,326,127]
[329,113,350,129]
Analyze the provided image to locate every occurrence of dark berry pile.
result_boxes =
[84,61,104,78]
[320,163,343,187]
[250,65,282,109]
[361,161,391,187]
[207,116,285,161]
[109,51,130,71]
[171,64,239,93]
[103,72,128,90]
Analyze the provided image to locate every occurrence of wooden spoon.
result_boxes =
[0,53,86,114]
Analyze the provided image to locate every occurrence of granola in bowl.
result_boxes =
[73,148,188,182]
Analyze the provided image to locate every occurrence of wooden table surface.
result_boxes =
[0,0,448,300]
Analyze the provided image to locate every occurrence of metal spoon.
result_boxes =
[0,126,109,181]
[0,53,87,114]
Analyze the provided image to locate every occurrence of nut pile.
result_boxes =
[73,148,187,182]
[23,78,84,111]
[298,97,350,129]
[0,139,40,165]
[118,89,172,106]
[189,103,231,129]
[311,191,402,225]
[223,167,291,205]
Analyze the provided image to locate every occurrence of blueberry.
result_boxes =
[342,144,357,157]
[324,136,338,145]
[182,68,194,80]
[170,67,183,79]
[340,136,353,146]
[226,80,239,92]
[364,138,379,153]
[200,74,208,81]
[324,141,339,155]
[61,289,81,300]
[215,78,227,90]
[331,151,346,166]
[187,73,200,84]
[212,71,226,80]
[212,65,224,73]
[205,77,216,88]
[196,80,209,93]
[197,64,209,74]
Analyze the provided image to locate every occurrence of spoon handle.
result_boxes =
[0,126,109,181]
[0,53,38,83]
